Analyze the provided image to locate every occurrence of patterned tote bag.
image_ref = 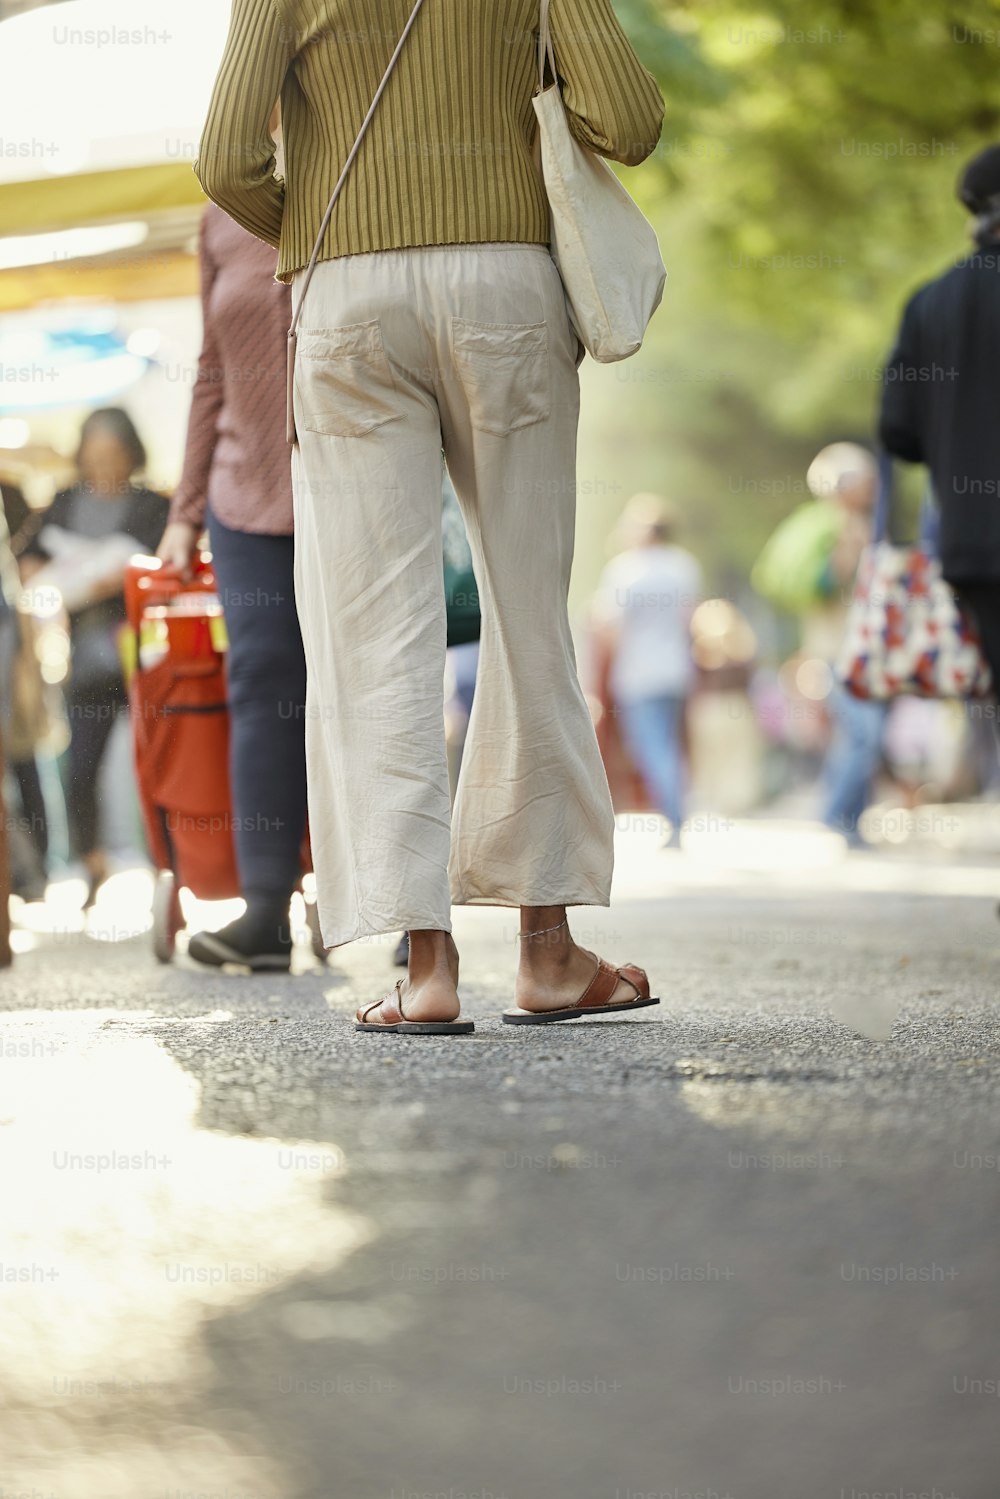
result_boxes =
[836,455,992,701]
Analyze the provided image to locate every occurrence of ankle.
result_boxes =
[408,929,458,983]
[517,928,575,972]
[517,911,569,945]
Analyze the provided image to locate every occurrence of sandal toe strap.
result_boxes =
[618,962,650,1000]
[577,958,623,1008]
[576,957,650,1009]
[357,980,406,1026]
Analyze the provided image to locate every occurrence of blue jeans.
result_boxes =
[618,693,686,833]
[207,511,308,901]
[822,683,887,839]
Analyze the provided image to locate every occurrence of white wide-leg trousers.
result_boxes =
[291,244,614,946]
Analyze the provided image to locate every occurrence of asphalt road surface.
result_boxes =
[3,824,999,1499]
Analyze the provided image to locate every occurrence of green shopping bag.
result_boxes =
[751,500,841,615]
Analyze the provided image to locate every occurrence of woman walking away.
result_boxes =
[157,201,308,972]
[196,0,664,1032]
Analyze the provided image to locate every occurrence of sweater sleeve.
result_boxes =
[170,213,225,530]
[878,292,926,465]
[194,0,293,248]
[548,0,664,166]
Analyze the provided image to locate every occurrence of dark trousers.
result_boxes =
[11,756,49,864]
[955,583,1000,688]
[953,581,1000,785]
[65,683,127,857]
[207,510,308,902]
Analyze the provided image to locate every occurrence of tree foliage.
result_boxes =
[573,0,1000,596]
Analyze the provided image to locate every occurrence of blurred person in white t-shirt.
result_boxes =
[595,494,702,846]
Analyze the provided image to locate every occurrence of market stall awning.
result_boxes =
[0,163,205,239]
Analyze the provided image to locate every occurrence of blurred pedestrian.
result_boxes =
[1,479,49,897]
[594,495,702,847]
[0,490,21,752]
[157,201,307,972]
[807,444,888,844]
[0,506,12,962]
[196,0,664,1030]
[20,410,168,905]
[686,597,763,817]
[879,142,1000,696]
[754,442,887,843]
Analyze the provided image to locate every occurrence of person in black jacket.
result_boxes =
[21,410,168,905]
[879,144,1000,687]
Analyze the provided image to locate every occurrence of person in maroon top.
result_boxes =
[158,202,307,969]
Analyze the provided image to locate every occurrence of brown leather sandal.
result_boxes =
[355,979,474,1035]
[503,953,659,1025]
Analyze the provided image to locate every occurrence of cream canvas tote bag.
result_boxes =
[532,0,666,362]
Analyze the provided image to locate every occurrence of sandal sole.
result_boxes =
[502,996,660,1025]
[354,1020,475,1035]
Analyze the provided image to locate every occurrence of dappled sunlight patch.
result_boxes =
[0,1020,371,1493]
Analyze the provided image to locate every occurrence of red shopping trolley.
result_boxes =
[124,553,321,963]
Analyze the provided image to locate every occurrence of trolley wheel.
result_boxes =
[152,870,182,964]
[304,897,327,963]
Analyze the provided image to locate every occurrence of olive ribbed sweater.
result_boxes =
[195,0,664,283]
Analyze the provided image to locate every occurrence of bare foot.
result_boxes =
[395,929,462,1023]
[514,908,638,1012]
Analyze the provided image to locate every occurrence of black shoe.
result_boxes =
[187,901,293,972]
[393,931,410,968]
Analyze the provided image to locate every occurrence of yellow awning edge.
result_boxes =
[0,162,207,237]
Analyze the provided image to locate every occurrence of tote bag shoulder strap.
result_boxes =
[537,0,557,92]
[873,452,940,552]
[873,451,894,544]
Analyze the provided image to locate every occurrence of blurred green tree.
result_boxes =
[572,0,1000,606]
